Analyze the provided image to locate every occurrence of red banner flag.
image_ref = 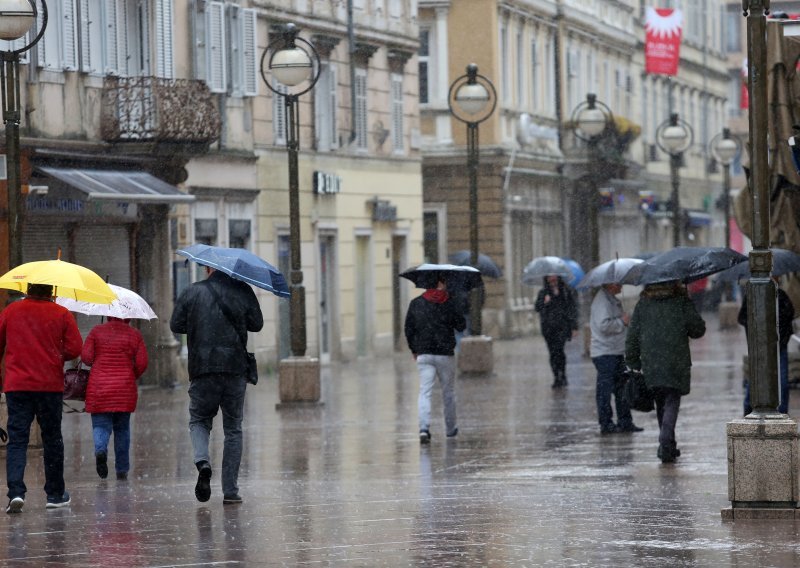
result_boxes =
[740,58,749,110]
[645,8,683,76]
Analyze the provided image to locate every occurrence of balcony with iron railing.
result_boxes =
[101,77,221,148]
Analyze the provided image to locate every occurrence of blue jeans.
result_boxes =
[188,375,247,497]
[5,392,65,500]
[592,355,634,429]
[91,412,131,474]
[744,346,789,414]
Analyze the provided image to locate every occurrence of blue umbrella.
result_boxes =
[448,250,502,278]
[561,258,584,288]
[715,248,800,282]
[176,244,290,298]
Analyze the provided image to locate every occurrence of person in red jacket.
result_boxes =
[81,317,148,481]
[0,284,83,514]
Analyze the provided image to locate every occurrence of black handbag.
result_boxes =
[205,282,259,385]
[64,362,90,401]
[622,368,654,412]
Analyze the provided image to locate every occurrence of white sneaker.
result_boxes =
[6,497,24,514]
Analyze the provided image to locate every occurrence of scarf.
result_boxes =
[422,289,449,303]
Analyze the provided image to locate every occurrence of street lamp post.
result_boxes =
[447,64,496,337]
[709,128,742,249]
[570,93,613,269]
[0,0,47,270]
[447,64,496,374]
[655,113,693,248]
[261,23,322,404]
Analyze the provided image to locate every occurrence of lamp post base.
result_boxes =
[457,335,494,374]
[722,416,799,520]
[277,356,321,406]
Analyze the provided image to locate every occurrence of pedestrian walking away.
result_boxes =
[404,273,466,444]
[170,267,263,504]
[738,279,796,415]
[0,284,83,513]
[625,281,706,463]
[82,317,149,481]
[589,283,642,435]
[534,275,579,388]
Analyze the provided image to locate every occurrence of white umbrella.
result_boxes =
[576,258,644,289]
[521,256,573,285]
[56,283,157,320]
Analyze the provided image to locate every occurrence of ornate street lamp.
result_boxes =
[570,93,613,268]
[260,23,320,360]
[447,64,496,339]
[655,113,694,247]
[0,0,47,269]
[709,128,742,249]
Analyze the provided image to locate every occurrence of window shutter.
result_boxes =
[241,9,258,96]
[314,64,325,149]
[329,64,338,149]
[206,1,226,93]
[104,0,118,74]
[62,0,78,70]
[79,0,92,71]
[116,0,129,75]
[155,0,174,78]
[355,69,368,149]
[36,1,46,67]
[273,82,287,145]
[391,73,403,152]
[228,4,240,94]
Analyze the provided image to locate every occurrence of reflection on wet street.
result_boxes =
[1,312,799,566]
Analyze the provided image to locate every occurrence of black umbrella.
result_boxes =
[715,248,800,282]
[448,250,502,278]
[620,246,748,286]
[399,263,483,291]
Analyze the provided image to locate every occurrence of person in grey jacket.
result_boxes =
[626,281,706,463]
[590,283,641,434]
[170,267,263,504]
[404,274,466,444]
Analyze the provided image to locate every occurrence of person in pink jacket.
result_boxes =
[82,317,148,480]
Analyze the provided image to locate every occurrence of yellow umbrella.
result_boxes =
[0,259,117,304]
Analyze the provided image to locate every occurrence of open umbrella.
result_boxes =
[576,258,644,289]
[176,244,290,298]
[620,246,747,286]
[562,258,584,288]
[0,259,116,304]
[399,263,483,291]
[56,283,157,320]
[448,250,502,278]
[521,256,573,286]
[715,248,800,282]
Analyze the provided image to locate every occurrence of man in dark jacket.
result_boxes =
[626,281,706,463]
[404,274,466,444]
[0,284,83,513]
[738,280,796,415]
[170,267,263,504]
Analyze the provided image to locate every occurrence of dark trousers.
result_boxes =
[744,346,789,415]
[5,392,65,500]
[543,334,567,379]
[653,388,682,449]
[592,355,634,429]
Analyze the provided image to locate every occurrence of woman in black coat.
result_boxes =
[535,275,579,387]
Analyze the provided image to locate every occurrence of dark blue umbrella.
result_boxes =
[621,246,747,286]
[715,248,800,282]
[448,250,502,278]
[176,244,290,298]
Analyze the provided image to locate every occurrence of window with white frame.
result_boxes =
[272,82,287,146]
[199,1,257,95]
[354,68,368,150]
[389,0,402,19]
[500,22,509,102]
[567,47,580,111]
[34,0,77,71]
[418,27,430,104]
[315,62,338,151]
[391,73,404,153]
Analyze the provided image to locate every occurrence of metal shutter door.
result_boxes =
[22,222,69,262]
[74,224,131,288]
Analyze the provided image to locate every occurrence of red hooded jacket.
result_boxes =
[82,318,148,413]
[0,297,83,393]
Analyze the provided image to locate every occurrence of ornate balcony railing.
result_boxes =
[101,77,221,145]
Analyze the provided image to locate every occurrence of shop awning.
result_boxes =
[687,210,712,227]
[37,166,195,203]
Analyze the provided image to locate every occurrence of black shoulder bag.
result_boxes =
[205,281,259,385]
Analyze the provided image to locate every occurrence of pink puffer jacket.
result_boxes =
[82,318,149,413]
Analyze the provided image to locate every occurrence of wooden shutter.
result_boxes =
[62,0,78,70]
[391,73,403,152]
[241,9,258,96]
[36,0,46,67]
[155,0,174,78]
[273,82,287,145]
[354,68,368,150]
[104,0,119,74]
[329,64,338,149]
[206,1,226,93]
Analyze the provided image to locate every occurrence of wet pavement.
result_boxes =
[2,311,800,566]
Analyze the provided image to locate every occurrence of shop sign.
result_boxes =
[26,196,138,218]
[313,171,341,195]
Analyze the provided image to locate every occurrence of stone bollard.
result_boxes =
[458,336,494,374]
[719,301,741,330]
[277,356,322,408]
